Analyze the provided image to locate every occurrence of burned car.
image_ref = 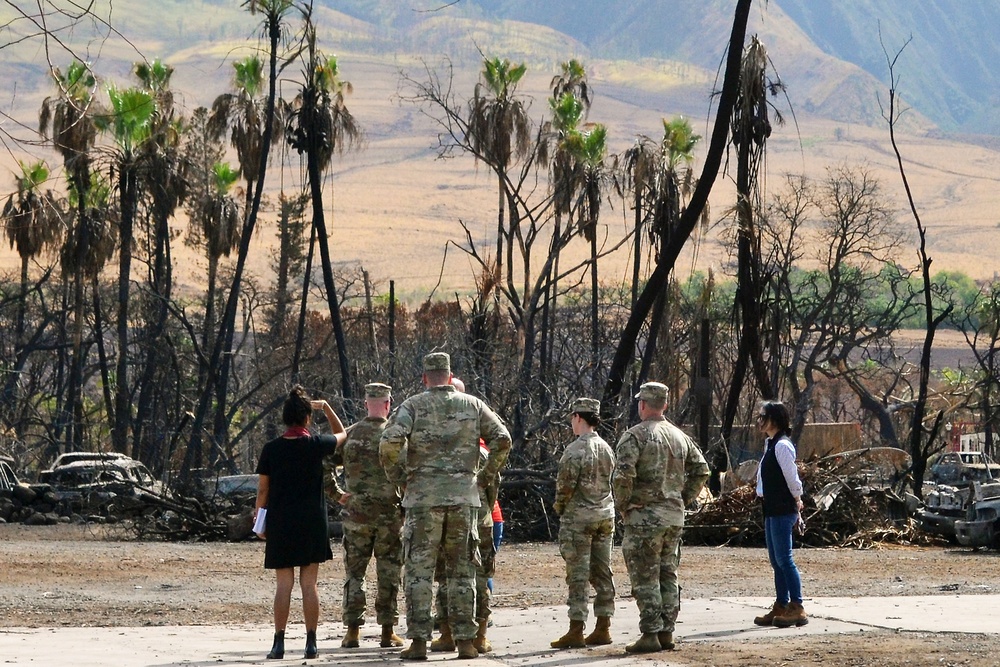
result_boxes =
[38,452,130,484]
[955,482,1000,548]
[0,456,23,492]
[929,451,1000,487]
[44,457,163,513]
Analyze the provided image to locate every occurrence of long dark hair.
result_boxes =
[760,400,791,438]
[282,385,311,427]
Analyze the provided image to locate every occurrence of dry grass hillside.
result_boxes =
[2,3,999,303]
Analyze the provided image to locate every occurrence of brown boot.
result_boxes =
[456,638,478,659]
[625,632,663,654]
[400,638,428,661]
[341,624,360,648]
[473,618,492,654]
[430,620,456,652]
[380,624,404,648]
[584,616,612,646]
[773,601,809,627]
[657,631,674,650]
[550,620,586,649]
[753,600,787,626]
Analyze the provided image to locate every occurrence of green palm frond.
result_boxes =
[100,86,157,153]
[550,92,583,134]
[661,116,700,170]
[483,57,527,98]
[211,162,241,195]
[233,56,265,98]
[134,59,174,92]
[58,60,97,104]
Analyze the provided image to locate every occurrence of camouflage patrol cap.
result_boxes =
[364,382,392,399]
[570,397,600,414]
[635,381,668,402]
[423,352,451,372]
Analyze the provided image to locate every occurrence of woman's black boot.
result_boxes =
[304,630,318,659]
[267,630,285,659]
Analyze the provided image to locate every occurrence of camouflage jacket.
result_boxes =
[612,416,710,528]
[327,416,402,516]
[554,432,615,525]
[379,385,512,508]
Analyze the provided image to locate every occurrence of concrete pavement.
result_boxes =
[2,595,996,666]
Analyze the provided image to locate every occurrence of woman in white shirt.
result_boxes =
[753,401,807,628]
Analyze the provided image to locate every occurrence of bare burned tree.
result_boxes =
[880,32,953,498]
[761,168,919,444]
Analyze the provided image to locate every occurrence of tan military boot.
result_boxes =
[657,631,674,650]
[584,616,612,646]
[341,624,360,648]
[625,632,663,653]
[380,624,404,648]
[456,638,478,659]
[753,600,787,626]
[550,620,586,649]
[772,602,809,627]
[430,620,456,652]
[400,638,427,661]
[473,619,492,653]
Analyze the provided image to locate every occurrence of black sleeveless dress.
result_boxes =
[256,434,339,569]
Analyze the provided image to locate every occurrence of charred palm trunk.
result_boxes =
[185,13,281,479]
[602,0,751,416]
[133,210,173,462]
[290,221,317,383]
[112,160,138,455]
[302,86,354,415]
[92,274,114,442]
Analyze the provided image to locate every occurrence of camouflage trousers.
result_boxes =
[621,524,683,634]
[402,505,479,641]
[341,512,403,626]
[435,521,495,622]
[558,517,616,622]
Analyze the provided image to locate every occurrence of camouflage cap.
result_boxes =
[364,382,392,399]
[423,352,451,372]
[635,381,668,402]
[570,397,600,414]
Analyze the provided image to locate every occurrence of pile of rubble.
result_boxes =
[685,448,942,549]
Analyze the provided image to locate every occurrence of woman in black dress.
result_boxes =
[255,386,346,660]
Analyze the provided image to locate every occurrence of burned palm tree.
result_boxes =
[187,0,294,476]
[287,18,363,411]
[2,161,63,342]
[625,117,701,397]
[40,60,102,452]
[722,36,785,444]
[538,90,585,389]
[540,58,591,378]
[96,84,158,454]
[467,56,532,284]
[565,123,611,390]
[131,59,189,465]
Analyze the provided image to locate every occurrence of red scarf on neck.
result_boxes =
[282,426,311,439]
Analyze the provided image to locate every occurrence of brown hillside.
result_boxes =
[2,5,999,304]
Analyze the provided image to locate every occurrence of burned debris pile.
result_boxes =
[685,448,943,549]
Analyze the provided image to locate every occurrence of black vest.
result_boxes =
[760,435,797,517]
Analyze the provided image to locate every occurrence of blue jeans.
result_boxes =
[764,513,802,605]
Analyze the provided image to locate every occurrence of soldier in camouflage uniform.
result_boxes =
[550,397,616,650]
[379,353,512,661]
[613,382,709,654]
[430,378,500,656]
[327,383,404,649]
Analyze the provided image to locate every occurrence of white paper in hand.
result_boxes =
[253,508,267,536]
